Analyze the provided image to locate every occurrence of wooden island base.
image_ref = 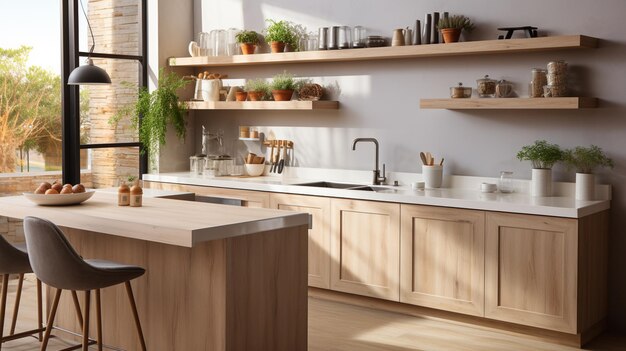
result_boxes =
[52,225,308,351]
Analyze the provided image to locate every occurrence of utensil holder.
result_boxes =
[423,165,443,188]
[575,173,595,200]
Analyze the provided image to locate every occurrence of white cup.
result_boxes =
[422,165,443,188]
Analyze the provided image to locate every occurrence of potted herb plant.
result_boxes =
[437,15,475,43]
[110,69,189,165]
[563,145,613,200]
[244,78,270,101]
[516,140,563,197]
[264,19,297,53]
[270,71,297,101]
[235,30,259,55]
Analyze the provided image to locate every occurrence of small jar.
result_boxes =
[530,68,547,97]
[547,60,568,75]
[476,75,496,98]
[450,82,472,98]
[495,80,513,98]
[499,171,514,193]
[118,182,130,206]
[130,183,143,207]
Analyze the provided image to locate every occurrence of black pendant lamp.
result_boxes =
[68,0,111,85]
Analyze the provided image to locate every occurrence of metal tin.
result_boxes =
[318,27,328,50]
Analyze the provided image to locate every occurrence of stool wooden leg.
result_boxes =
[71,290,84,330]
[125,281,146,351]
[36,279,43,341]
[41,288,62,351]
[9,273,24,335]
[0,274,9,350]
[82,291,90,351]
[95,289,102,351]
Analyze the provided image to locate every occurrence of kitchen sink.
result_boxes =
[292,182,389,192]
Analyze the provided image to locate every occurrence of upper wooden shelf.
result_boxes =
[420,97,598,110]
[169,35,598,68]
[186,100,339,110]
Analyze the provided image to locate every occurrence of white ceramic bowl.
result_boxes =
[23,190,95,206]
[245,164,266,177]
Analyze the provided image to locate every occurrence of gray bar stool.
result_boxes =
[0,234,45,350]
[24,216,147,351]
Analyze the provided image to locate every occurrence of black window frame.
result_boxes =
[61,0,148,184]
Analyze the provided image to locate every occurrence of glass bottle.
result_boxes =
[530,68,547,97]
[499,171,514,193]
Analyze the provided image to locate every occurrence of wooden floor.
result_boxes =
[3,275,625,350]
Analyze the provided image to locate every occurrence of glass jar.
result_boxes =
[495,79,513,98]
[499,171,514,193]
[352,26,367,48]
[450,82,472,98]
[338,26,351,49]
[530,68,547,97]
[476,75,496,97]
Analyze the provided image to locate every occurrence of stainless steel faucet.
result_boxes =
[352,138,386,185]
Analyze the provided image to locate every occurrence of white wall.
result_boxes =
[186,0,626,332]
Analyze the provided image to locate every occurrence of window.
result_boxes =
[62,0,147,186]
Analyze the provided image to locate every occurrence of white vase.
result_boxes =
[531,168,552,197]
[575,173,595,201]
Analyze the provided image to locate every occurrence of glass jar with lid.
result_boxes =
[476,75,496,97]
[530,68,547,97]
[450,82,472,98]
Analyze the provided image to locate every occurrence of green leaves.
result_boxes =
[437,15,475,32]
[563,145,613,174]
[111,69,189,155]
[270,71,296,91]
[516,140,563,169]
[263,19,305,51]
[235,30,259,45]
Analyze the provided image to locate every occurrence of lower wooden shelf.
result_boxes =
[186,100,339,110]
[420,97,598,110]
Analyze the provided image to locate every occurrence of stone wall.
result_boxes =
[87,0,141,188]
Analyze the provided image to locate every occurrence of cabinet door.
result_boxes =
[485,212,577,333]
[400,205,485,316]
[330,199,400,301]
[144,182,270,208]
[270,193,331,289]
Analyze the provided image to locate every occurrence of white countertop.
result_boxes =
[143,170,611,218]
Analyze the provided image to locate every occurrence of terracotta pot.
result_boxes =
[240,43,256,55]
[235,91,248,101]
[441,28,462,43]
[247,91,264,101]
[270,41,286,53]
[271,90,294,101]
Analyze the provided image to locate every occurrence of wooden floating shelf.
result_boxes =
[169,35,598,67]
[420,97,598,110]
[186,100,339,110]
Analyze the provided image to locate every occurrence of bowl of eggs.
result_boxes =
[23,181,94,206]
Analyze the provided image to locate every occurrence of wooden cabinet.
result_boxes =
[400,205,485,316]
[144,181,270,208]
[270,194,331,289]
[485,212,578,333]
[330,199,401,301]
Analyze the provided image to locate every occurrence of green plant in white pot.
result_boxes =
[563,145,613,200]
[517,140,563,196]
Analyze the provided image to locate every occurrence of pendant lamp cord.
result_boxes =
[78,0,96,55]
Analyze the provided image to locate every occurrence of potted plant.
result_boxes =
[235,89,248,101]
[563,145,613,200]
[110,69,189,163]
[516,140,563,197]
[235,30,259,55]
[437,15,475,43]
[244,79,270,101]
[270,71,297,101]
[264,19,297,53]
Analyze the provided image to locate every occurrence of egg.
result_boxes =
[45,188,59,195]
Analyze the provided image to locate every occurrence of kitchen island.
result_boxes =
[0,191,310,351]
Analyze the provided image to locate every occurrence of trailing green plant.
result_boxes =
[110,69,189,155]
[516,140,563,169]
[563,145,614,174]
[235,30,259,45]
[437,15,475,32]
[264,19,304,50]
[270,71,297,91]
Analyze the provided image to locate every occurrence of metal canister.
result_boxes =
[328,26,340,50]
[318,27,328,50]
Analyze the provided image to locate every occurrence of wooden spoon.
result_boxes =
[419,152,428,166]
